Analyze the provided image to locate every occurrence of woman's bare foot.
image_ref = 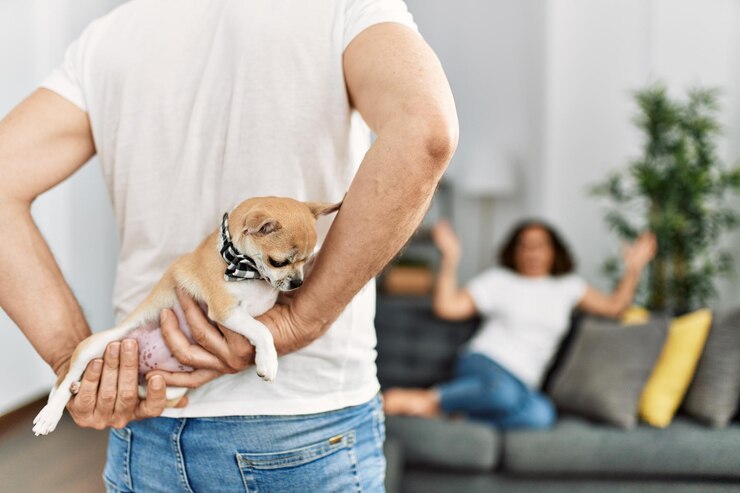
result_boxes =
[383,388,441,417]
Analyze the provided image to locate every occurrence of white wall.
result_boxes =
[541,0,740,304]
[408,0,740,307]
[405,0,547,281]
[0,0,121,415]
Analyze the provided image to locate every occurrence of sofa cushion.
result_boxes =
[375,296,477,389]
[683,308,740,427]
[548,316,670,428]
[385,415,500,472]
[403,471,740,493]
[503,416,740,479]
[639,309,713,428]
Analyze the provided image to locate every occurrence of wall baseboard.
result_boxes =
[0,394,46,439]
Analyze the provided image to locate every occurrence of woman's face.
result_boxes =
[514,226,555,277]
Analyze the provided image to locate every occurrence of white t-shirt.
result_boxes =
[40,0,418,417]
[466,268,587,389]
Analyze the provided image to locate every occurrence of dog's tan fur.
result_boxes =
[34,196,340,436]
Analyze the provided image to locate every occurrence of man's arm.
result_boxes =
[0,90,95,371]
[0,89,171,428]
[288,21,458,336]
[157,23,458,384]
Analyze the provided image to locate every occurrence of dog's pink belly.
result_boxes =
[128,301,199,375]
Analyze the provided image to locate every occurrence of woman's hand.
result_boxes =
[622,231,657,272]
[432,220,462,265]
[65,339,186,430]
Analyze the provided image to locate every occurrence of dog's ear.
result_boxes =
[304,199,343,218]
[243,212,281,236]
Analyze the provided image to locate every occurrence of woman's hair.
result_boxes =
[498,219,575,276]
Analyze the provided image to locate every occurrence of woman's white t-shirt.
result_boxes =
[40,0,418,417]
[465,268,587,389]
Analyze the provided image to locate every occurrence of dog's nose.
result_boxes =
[288,278,303,290]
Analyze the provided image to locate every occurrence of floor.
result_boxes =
[0,399,108,493]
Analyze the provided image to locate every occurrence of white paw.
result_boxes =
[32,403,64,436]
[255,348,278,382]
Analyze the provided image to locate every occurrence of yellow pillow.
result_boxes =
[639,309,712,428]
[622,306,651,325]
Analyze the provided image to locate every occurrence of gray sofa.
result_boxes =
[376,295,740,493]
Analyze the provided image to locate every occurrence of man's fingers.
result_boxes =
[69,359,103,417]
[174,396,189,408]
[94,342,121,418]
[147,369,221,389]
[134,375,166,419]
[113,339,139,418]
[161,311,232,372]
[221,329,255,369]
[175,290,232,358]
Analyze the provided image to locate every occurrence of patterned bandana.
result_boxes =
[219,213,263,282]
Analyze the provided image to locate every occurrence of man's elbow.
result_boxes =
[421,115,459,165]
[422,112,459,166]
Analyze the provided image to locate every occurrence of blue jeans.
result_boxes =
[437,352,556,430]
[104,395,386,493]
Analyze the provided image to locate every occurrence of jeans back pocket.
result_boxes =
[236,429,363,493]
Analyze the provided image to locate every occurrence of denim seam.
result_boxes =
[237,455,256,493]
[370,401,384,452]
[172,418,195,493]
[103,476,123,493]
[346,434,364,493]
[197,408,363,423]
[373,408,386,481]
[124,428,133,491]
[104,427,133,492]
[121,427,133,491]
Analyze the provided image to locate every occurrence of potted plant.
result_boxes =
[592,83,740,314]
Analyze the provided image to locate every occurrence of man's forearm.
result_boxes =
[281,121,454,350]
[0,200,91,374]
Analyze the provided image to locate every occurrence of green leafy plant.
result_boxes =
[592,83,740,313]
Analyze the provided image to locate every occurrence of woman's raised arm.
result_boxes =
[432,220,478,320]
[578,231,657,318]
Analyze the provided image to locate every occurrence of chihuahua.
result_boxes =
[32,196,341,436]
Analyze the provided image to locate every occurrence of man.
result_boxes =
[0,0,457,490]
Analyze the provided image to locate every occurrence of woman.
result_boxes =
[383,219,657,429]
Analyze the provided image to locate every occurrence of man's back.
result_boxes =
[42,0,417,417]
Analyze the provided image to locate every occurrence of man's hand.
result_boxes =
[152,288,321,388]
[65,339,186,430]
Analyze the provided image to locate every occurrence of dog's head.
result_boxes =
[227,197,341,291]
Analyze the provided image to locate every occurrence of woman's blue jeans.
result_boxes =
[437,352,556,429]
[104,395,386,493]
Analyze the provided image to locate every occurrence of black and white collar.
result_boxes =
[219,212,263,282]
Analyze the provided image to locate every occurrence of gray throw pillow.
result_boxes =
[548,316,670,429]
[683,308,740,428]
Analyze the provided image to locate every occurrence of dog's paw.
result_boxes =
[32,403,64,436]
[255,348,278,382]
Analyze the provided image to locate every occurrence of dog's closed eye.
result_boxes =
[268,257,290,268]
